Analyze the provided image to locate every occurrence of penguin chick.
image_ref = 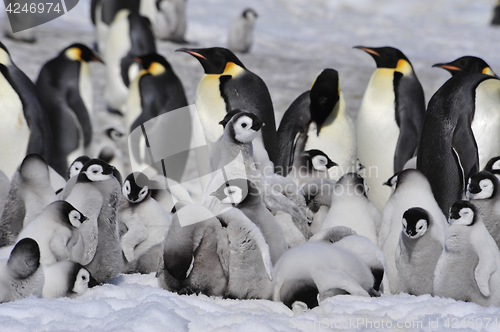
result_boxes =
[68,156,91,180]
[36,43,103,177]
[119,172,171,273]
[434,201,500,307]
[212,179,288,264]
[0,238,44,302]
[354,46,425,211]
[0,154,57,246]
[466,171,500,249]
[287,150,337,188]
[272,241,377,310]
[395,207,444,296]
[433,56,497,77]
[320,173,381,245]
[227,8,258,54]
[42,261,96,299]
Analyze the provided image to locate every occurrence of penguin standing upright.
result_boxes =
[227,8,258,54]
[154,0,189,43]
[0,42,52,179]
[354,46,425,211]
[36,44,103,177]
[417,73,497,216]
[433,56,497,77]
[491,0,500,26]
[177,47,278,173]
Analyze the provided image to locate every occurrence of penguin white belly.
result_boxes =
[139,0,157,27]
[195,74,228,144]
[472,79,500,169]
[79,62,93,121]
[357,69,399,211]
[125,76,142,133]
[17,221,67,266]
[0,74,30,180]
[94,1,108,57]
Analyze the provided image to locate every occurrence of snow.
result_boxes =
[1,0,500,331]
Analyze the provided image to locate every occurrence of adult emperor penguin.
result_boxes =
[177,47,278,172]
[0,42,52,179]
[434,200,500,307]
[0,154,57,247]
[493,0,500,25]
[0,238,44,302]
[119,172,171,274]
[433,56,497,77]
[36,44,103,177]
[154,0,189,43]
[62,159,123,284]
[287,150,337,188]
[159,204,229,296]
[212,178,288,264]
[417,73,498,215]
[395,207,444,296]
[354,46,426,211]
[227,8,258,54]
[466,171,500,249]
[379,168,447,294]
[42,260,95,299]
[277,69,355,179]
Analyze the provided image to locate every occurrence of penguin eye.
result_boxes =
[139,187,149,197]
[82,275,86,281]
[241,123,248,128]
[108,129,124,141]
[123,181,131,196]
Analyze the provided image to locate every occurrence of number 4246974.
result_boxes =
[5,2,62,14]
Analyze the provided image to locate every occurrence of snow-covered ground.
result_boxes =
[1,0,500,331]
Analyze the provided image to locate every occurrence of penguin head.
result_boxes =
[242,8,258,20]
[18,154,49,183]
[0,42,12,66]
[383,172,400,191]
[134,53,171,76]
[354,46,413,74]
[301,150,337,172]
[176,47,245,74]
[77,159,119,183]
[68,155,91,179]
[309,69,340,131]
[211,178,257,206]
[123,172,151,203]
[466,171,498,200]
[7,238,40,279]
[53,200,88,228]
[401,207,429,239]
[64,43,103,63]
[433,56,496,77]
[221,110,264,144]
[448,200,478,226]
[336,173,369,197]
[70,264,93,296]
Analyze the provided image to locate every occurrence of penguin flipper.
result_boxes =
[67,88,93,147]
[474,254,496,297]
[393,112,419,174]
[452,122,479,186]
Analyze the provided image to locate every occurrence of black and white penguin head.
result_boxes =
[354,46,413,74]
[310,69,340,132]
[401,207,429,239]
[134,53,171,76]
[51,200,88,228]
[300,150,337,172]
[466,171,498,200]
[433,56,496,77]
[211,178,256,206]
[219,110,264,144]
[177,47,246,75]
[68,155,91,179]
[123,172,151,203]
[242,8,258,20]
[448,200,478,226]
[70,264,93,296]
[0,41,12,66]
[383,172,399,194]
[7,238,40,279]
[63,43,103,63]
[77,159,121,184]
[336,173,369,197]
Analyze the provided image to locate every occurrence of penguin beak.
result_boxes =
[134,57,142,63]
[176,48,207,60]
[432,63,462,72]
[353,46,380,57]
[92,55,104,64]
[326,160,338,169]
[82,216,89,223]
[468,183,481,194]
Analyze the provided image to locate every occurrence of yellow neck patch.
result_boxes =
[65,47,82,62]
[396,59,412,75]
[148,62,165,76]
[223,62,244,77]
[483,67,495,76]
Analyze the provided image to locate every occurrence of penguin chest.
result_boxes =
[196,75,227,143]
[126,76,143,133]
[0,73,30,178]
[79,62,93,119]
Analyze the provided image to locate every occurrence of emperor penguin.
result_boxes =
[493,0,500,25]
[466,171,500,249]
[62,159,123,284]
[177,47,278,172]
[379,168,447,294]
[320,173,382,245]
[211,178,288,264]
[277,69,356,179]
[433,56,497,77]
[434,200,500,307]
[395,207,444,296]
[36,44,103,177]
[354,46,426,211]
[15,201,90,266]
[0,238,44,303]
[154,0,189,43]
[104,9,156,114]
[42,260,95,299]
[417,73,498,215]
[227,8,258,54]
[68,156,91,180]
[272,241,377,309]
[159,204,229,296]
[484,156,500,181]
[126,53,190,183]
[0,154,57,247]
[119,172,171,274]
[287,149,337,188]
[0,42,52,179]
